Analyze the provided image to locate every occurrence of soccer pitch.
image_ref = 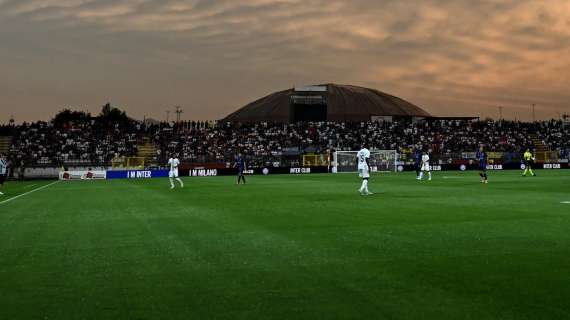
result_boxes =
[1,171,570,319]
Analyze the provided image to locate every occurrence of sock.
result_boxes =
[169,178,175,188]
[484,173,488,180]
[523,168,528,176]
[242,176,246,184]
[529,168,534,176]
[360,180,366,192]
[428,172,432,180]
[176,178,184,187]
[419,172,423,180]
[363,180,369,193]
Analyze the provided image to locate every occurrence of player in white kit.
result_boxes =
[357,144,373,195]
[0,154,7,195]
[417,151,432,181]
[168,155,184,189]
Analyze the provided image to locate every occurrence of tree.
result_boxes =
[53,109,91,127]
[98,103,129,124]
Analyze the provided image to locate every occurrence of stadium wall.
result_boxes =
[105,167,329,179]
[397,163,569,172]
[102,163,569,179]
[8,163,570,180]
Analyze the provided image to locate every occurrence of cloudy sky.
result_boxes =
[1,0,569,123]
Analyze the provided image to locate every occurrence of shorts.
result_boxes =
[0,174,5,185]
[169,169,179,178]
[358,167,370,179]
[524,160,533,167]
[421,163,430,171]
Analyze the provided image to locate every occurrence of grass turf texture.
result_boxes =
[1,171,570,320]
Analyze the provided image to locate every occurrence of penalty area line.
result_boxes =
[0,180,60,205]
[561,201,570,204]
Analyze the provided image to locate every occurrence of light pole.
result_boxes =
[175,106,183,123]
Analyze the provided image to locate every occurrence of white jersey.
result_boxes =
[0,158,6,175]
[168,158,180,178]
[421,154,430,171]
[357,148,370,170]
[357,148,371,178]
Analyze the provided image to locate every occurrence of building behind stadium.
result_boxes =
[222,84,437,123]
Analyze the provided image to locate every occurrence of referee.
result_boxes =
[522,149,536,177]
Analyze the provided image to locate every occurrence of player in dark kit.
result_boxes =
[414,147,422,179]
[235,153,247,185]
[476,146,488,184]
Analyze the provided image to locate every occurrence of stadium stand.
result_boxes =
[4,118,569,169]
[0,136,12,155]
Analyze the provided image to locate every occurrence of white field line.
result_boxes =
[0,181,60,205]
[561,201,570,204]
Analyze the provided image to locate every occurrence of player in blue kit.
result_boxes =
[235,153,247,185]
[414,147,422,179]
[476,146,488,184]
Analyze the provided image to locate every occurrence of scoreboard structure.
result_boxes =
[290,86,328,122]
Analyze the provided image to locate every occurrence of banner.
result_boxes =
[106,169,169,179]
[186,167,329,177]
[59,170,107,180]
[399,163,570,172]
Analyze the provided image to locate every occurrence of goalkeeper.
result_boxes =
[522,149,536,177]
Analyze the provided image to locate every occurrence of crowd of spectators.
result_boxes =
[1,118,569,167]
[8,120,143,167]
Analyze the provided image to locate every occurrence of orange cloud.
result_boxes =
[0,0,569,122]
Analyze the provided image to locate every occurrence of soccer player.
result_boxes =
[414,147,422,179]
[476,146,488,184]
[357,143,373,195]
[235,153,247,185]
[168,154,184,189]
[522,149,536,177]
[418,151,432,181]
[0,154,7,195]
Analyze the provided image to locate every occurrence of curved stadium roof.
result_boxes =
[222,84,431,122]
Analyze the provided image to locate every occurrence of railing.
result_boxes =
[111,157,146,170]
[302,154,330,167]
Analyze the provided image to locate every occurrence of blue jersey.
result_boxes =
[414,150,422,165]
[476,151,487,169]
[236,157,245,170]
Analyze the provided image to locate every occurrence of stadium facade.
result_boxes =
[222,84,432,123]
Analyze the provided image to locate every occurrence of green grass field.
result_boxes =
[1,171,570,319]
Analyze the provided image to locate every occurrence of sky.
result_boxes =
[1,0,570,123]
